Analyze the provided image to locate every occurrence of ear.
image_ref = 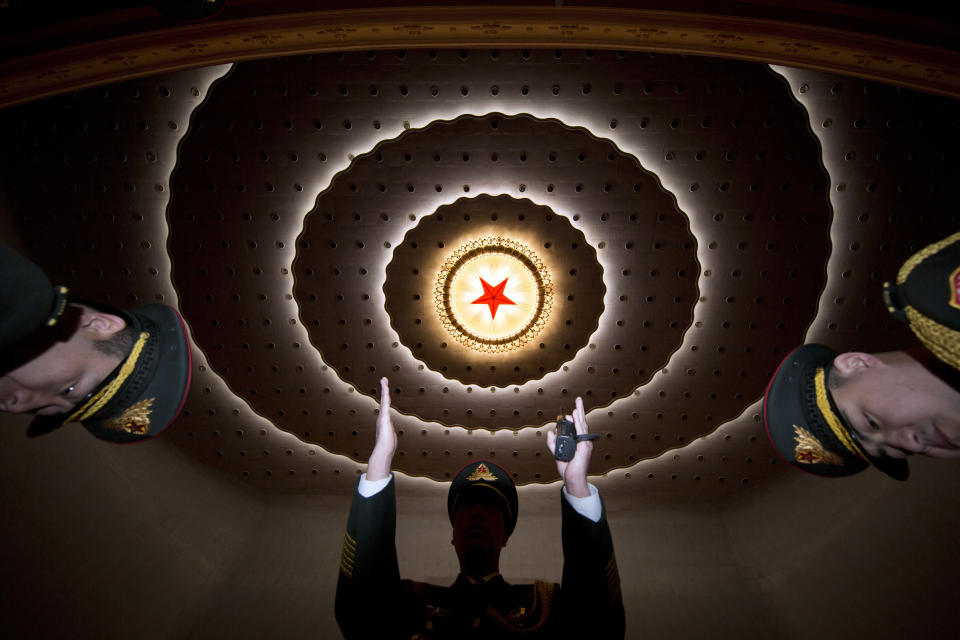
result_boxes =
[832,351,882,376]
[78,308,126,338]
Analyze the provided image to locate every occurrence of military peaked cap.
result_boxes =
[1,242,191,443]
[0,242,69,353]
[884,231,960,375]
[764,232,960,480]
[448,460,519,537]
[763,344,908,480]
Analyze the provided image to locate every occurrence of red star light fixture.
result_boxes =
[471,277,516,319]
[435,237,553,353]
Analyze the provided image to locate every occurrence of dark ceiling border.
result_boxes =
[1,7,957,108]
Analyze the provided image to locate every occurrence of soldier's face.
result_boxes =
[451,491,508,555]
[0,309,125,416]
[831,351,960,460]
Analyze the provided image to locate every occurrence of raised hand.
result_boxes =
[366,377,396,481]
[545,396,593,497]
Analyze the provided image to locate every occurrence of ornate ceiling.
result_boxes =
[2,45,957,497]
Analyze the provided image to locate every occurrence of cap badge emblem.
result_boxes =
[950,265,960,310]
[793,425,844,466]
[106,397,154,435]
[467,463,497,482]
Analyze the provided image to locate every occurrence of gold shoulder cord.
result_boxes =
[65,331,150,423]
[486,581,554,633]
[895,231,960,372]
[814,368,869,462]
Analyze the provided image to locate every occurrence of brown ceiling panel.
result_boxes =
[378,189,610,391]
[295,114,691,415]
[774,67,960,350]
[1,48,956,495]
[161,50,828,483]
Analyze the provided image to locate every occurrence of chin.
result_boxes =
[34,407,66,416]
[924,447,960,460]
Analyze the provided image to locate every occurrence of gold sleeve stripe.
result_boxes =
[343,532,356,551]
[814,368,868,462]
[605,554,621,600]
[339,532,356,577]
[65,331,150,423]
[341,533,356,559]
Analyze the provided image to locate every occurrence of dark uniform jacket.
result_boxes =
[335,477,624,639]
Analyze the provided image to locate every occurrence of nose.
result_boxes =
[891,426,927,454]
[0,385,33,413]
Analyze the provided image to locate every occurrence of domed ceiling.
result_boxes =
[2,46,957,495]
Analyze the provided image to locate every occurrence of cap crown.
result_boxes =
[448,460,519,537]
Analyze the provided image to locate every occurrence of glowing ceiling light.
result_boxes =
[435,237,553,353]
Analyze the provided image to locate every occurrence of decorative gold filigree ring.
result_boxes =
[434,237,553,353]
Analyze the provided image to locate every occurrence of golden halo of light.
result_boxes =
[435,237,553,353]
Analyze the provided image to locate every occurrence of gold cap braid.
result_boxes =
[896,231,960,285]
[65,331,150,423]
[894,231,960,372]
[904,306,960,371]
[814,368,869,462]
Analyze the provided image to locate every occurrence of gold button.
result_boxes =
[425,621,433,630]
[473,617,481,628]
